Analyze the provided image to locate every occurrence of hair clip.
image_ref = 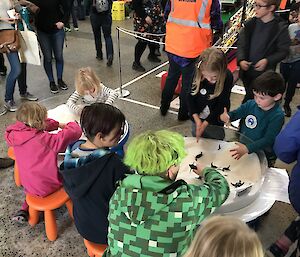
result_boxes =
[197,60,202,69]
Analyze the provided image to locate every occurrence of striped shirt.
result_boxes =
[66,83,118,115]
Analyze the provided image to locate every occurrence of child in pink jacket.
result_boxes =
[5,102,82,223]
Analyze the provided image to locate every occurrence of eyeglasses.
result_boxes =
[254,3,271,8]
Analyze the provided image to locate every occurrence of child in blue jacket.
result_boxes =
[220,71,285,166]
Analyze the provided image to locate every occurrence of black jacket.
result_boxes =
[237,16,290,80]
[60,153,130,244]
[187,69,233,126]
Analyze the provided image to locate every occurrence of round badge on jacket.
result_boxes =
[245,115,257,129]
[200,88,207,95]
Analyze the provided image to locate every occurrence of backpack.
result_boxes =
[95,0,109,13]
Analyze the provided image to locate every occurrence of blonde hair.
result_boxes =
[184,216,264,257]
[75,67,102,95]
[16,102,47,131]
[192,48,227,99]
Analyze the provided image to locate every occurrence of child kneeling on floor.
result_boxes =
[220,70,285,166]
[60,103,131,244]
[103,130,230,256]
[184,215,264,257]
[5,102,82,223]
[66,67,118,115]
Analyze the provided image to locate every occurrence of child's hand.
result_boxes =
[220,107,230,125]
[196,120,209,142]
[230,143,249,160]
[254,58,268,72]
[58,123,66,129]
[192,162,205,176]
[240,60,252,71]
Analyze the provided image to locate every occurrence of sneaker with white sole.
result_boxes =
[20,92,38,101]
[50,82,59,94]
[58,79,68,90]
[5,100,17,112]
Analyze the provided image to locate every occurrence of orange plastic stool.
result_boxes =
[7,147,21,187]
[26,187,73,241]
[84,239,107,257]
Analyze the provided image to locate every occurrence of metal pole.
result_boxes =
[116,26,130,98]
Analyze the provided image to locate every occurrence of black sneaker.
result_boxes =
[0,157,14,169]
[148,54,161,63]
[266,243,285,257]
[50,82,59,94]
[160,103,170,116]
[178,111,189,121]
[96,54,103,60]
[58,79,68,90]
[0,66,7,76]
[283,104,291,117]
[107,56,113,67]
[132,61,145,72]
[154,48,161,56]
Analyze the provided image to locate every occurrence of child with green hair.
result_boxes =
[103,130,230,257]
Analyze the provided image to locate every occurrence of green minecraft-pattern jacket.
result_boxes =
[104,167,229,257]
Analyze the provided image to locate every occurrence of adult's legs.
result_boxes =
[51,29,65,81]
[179,60,196,120]
[160,57,182,115]
[101,14,113,59]
[242,76,255,103]
[0,53,6,75]
[65,0,75,29]
[5,52,22,102]
[90,13,103,59]
[37,30,55,82]
[284,61,300,109]
[134,40,147,64]
[17,63,27,95]
[147,42,161,62]
[71,1,79,29]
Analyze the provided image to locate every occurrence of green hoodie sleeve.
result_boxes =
[189,167,229,224]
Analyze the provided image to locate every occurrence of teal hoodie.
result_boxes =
[104,167,229,257]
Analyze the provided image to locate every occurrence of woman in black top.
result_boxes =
[187,48,233,141]
[30,0,69,93]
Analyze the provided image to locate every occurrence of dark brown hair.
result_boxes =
[252,70,285,97]
[80,103,125,141]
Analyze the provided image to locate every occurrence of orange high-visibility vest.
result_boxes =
[165,0,213,58]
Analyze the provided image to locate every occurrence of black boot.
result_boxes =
[283,104,292,117]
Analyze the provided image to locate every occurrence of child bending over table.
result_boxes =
[66,67,118,115]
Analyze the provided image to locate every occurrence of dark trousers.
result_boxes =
[37,29,65,82]
[65,0,79,28]
[161,57,196,116]
[90,12,113,60]
[0,53,5,71]
[134,40,156,63]
[280,61,300,105]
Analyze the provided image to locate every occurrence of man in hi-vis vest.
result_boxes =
[160,0,223,120]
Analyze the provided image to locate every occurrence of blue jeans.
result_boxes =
[280,60,300,105]
[90,12,113,59]
[161,57,196,116]
[5,51,27,101]
[37,29,65,83]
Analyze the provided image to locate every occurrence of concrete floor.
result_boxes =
[0,17,299,256]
